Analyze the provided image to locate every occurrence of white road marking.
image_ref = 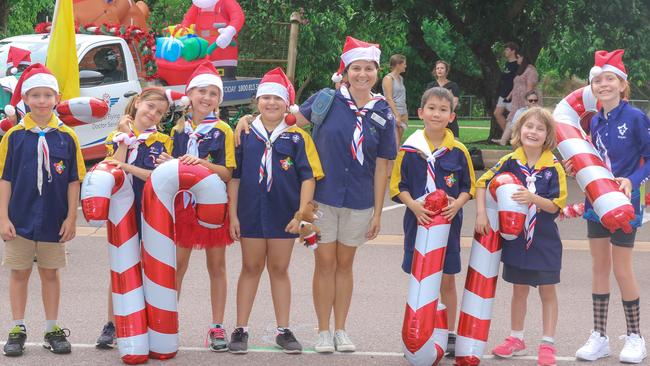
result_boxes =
[10,342,578,361]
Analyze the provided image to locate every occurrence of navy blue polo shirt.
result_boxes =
[588,101,650,217]
[234,125,323,238]
[390,129,476,273]
[300,88,397,210]
[105,127,172,230]
[170,118,236,168]
[477,148,567,271]
[0,113,86,242]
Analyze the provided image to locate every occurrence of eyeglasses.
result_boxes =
[527,98,539,103]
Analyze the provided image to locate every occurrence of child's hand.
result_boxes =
[0,218,16,241]
[366,214,381,240]
[234,115,253,147]
[229,216,241,241]
[562,159,575,177]
[511,187,536,205]
[441,196,461,221]
[407,200,434,225]
[615,177,632,198]
[179,154,204,166]
[59,216,76,242]
[285,218,300,234]
[117,115,133,133]
[156,152,173,165]
[475,212,490,236]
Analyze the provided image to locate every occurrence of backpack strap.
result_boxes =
[310,88,336,140]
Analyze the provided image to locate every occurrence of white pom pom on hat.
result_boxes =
[289,104,300,114]
[589,49,627,82]
[4,104,15,117]
[331,72,343,83]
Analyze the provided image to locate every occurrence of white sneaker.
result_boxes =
[334,329,356,352]
[314,330,334,353]
[575,331,611,361]
[619,333,647,363]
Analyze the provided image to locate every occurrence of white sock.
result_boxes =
[45,320,57,333]
[211,323,223,329]
[541,336,555,344]
[510,330,524,340]
[236,326,249,333]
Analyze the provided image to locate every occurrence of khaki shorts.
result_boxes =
[315,202,374,247]
[2,235,66,270]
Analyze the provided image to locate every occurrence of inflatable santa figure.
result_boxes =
[0,47,31,122]
[180,0,245,80]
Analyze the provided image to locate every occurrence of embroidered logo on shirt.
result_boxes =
[291,134,301,143]
[280,156,294,170]
[445,173,457,187]
[213,130,221,139]
[371,112,386,127]
[544,170,552,180]
[54,160,65,174]
[149,146,161,155]
[618,123,628,138]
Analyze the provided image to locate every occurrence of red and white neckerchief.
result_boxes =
[400,129,449,199]
[125,126,158,165]
[250,116,289,192]
[20,118,63,195]
[339,85,382,165]
[184,114,218,157]
[517,160,541,249]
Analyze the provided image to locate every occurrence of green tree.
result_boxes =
[2,0,53,39]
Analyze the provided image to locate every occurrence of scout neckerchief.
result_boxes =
[250,116,290,192]
[184,113,218,157]
[339,85,383,165]
[401,129,449,199]
[20,115,63,195]
[516,160,542,250]
[126,125,157,165]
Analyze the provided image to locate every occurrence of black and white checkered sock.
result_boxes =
[623,298,641,336]
[592,293,610,336]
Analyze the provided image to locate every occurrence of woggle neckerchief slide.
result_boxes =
[81,160,228,364]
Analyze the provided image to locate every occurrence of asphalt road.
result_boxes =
[0,173,648,365]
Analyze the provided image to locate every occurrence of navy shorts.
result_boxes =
[587,220,637,248]
[502,264,560,287]
[402,249,461,275]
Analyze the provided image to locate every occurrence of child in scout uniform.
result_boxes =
[158,61,235,352]
[475,107,567,366]
[229,67,323,354]
[0,64,86,356]
[95,87,172,349]
[390,86,475,357]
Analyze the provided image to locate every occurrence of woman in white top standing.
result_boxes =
[382,54,408,147]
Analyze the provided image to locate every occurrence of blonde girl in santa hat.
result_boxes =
[568,50,650,364]
[156,61,235,352]
[228,67,323,354]
[96,87,173,349]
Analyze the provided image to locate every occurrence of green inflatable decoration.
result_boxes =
[180,35,209,61]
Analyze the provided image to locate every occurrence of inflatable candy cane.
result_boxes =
[553,86,635,233]
[455,173,525,366]
[488,173,527,240]
[141,159,227,359]
[402,189,451,366]
[56,97,110,126]
[557,202,586,221]
[80,162,149,365]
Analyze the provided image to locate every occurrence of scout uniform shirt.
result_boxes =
[477,148,567,271]
[589,100,650,220]
[170,114,236,169]
[390,129,476,273]
[105,125,172,230]
[300,88,397,210]
[234,118,323,238]
[0,113,86,242]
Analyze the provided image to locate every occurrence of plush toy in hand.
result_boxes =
[296,201,321,250]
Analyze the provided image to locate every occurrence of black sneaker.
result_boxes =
[228,328,248,354]
[207,326,228,352]
[96,322,116,349]
[3,325,26,357]
[43,326,71,354]
[445,332,456,358]
[276,329,302,354]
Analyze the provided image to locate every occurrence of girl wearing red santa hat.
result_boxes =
[569,50,650,364]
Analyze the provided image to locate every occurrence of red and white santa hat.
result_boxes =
[256,67,299,124]
[589,49,627,82]
[4,63,59,117]
[185,61,224,102]
[6,46,32,75]
[331,36,381,83]
[164,89,190,108]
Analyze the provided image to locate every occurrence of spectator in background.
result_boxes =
[506,52,539,126]
[492,90,540,146]
[382,54,408,147]
[427,60,460,137]
[493,42,520,132]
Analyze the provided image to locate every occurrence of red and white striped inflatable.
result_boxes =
[402,189,451,366]
[488,172,527,240]
[558,202,586,221]
[56,97,110,127]
[141,159,228,359]
[553,86,635,233]
[80,161,149,365]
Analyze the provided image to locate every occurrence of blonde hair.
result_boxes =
[124,87,169,119]
[510,106,556,151]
